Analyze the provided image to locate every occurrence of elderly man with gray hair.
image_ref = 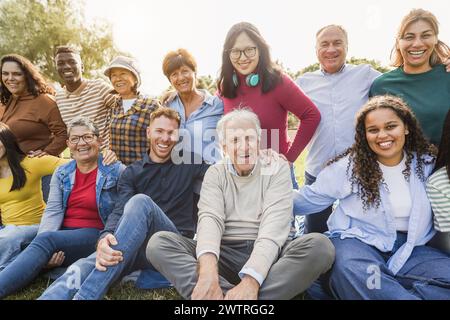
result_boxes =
[148,108,335,300]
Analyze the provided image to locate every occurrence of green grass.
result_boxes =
[7,154,307,300]
[5,276,182,300]
[294,152,307,186]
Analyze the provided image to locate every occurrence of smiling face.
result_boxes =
[365,108,409,166]
[55,52,83,88]
[169,65,196,95]
[222,119,260,176]
[147,116,179,163]
[109,68,137,98]
[316,26,348,74]
[397,19,437,74]
[1,61,28,97]
[230,32,260,76]
[67,126,101,164]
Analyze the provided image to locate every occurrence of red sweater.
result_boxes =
[63,167,104,230]
[221,73,320,163]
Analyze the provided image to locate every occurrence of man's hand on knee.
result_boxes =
[192,253,223,300]
[224,275,259,300]
[95,234,123,272]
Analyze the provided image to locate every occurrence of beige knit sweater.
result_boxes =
[196,158,293,280]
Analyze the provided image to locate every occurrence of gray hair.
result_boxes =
[67,116,99,137]
[316,24,349,44]
[217,108,261,144]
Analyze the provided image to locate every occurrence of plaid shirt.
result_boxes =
[109,93,160,165]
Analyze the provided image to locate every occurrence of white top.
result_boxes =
[379,157,411,231]
[122,99,136,113]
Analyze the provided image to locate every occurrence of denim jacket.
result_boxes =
[38,156,125,233]
[293,153,436,275]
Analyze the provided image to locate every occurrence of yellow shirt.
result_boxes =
[0,156,68,226]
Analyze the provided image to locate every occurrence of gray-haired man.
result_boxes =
[148,108,335,300]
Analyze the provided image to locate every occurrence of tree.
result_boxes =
[0,0,120,83]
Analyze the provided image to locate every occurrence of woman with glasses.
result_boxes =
[0,116,124,298]
[0,122,67,272]
[218,22,320,189]
[370,8,450,147]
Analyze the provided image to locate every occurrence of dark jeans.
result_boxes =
[303,171,332,234]
[41,175,52,203]
[0,227,99,298]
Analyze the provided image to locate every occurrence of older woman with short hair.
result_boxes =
[105,56,161,165]
[162,48,223,164]
[0,116,124,299]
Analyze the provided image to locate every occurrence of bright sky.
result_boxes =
[84,0,449,96]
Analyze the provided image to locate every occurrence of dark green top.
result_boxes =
[370,64,450,146]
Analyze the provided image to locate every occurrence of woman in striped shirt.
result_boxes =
[426,110,450,253]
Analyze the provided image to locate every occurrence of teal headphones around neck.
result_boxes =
[232,72,260,87]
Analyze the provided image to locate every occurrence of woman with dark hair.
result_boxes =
[370,9,450,146]
[295,95,450,299]
[426,110,450,253]
[162,48,223,164]
[0,117,124,298]
[0,54,67,157]
[218,22,320,189]
[104,56,161,165]
[0,122,67,271]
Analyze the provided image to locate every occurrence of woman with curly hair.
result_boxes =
[0,54,67,157]
[294,95,450,300]
[1,54,67,201]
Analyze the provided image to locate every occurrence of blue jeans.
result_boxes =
[0,227,99,298]
[303,171,332,234]
[44,194,178,300]
[329,233,450,300]
[0,224,39,271]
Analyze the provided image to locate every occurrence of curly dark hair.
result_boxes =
[329,95,436,210]
[0,54,55,105]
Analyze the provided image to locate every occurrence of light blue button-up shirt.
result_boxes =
[168,90,224,164]
[293,153,436,275]
[296,64,381,177]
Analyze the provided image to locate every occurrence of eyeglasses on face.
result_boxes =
[68,133,96,144]
[229,46,257,61]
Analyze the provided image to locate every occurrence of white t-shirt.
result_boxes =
[122,99,136,113]
[379,156,411,231]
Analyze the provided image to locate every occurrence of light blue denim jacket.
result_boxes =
[293,153,436,275]
[38,156,125,234]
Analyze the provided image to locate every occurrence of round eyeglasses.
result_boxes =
[68,133,96,144]
[229,47,257,61]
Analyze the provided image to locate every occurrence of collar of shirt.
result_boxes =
[63,80,88,98]
[141,151,173,167]
[226,156,258,177]
[320,63,347,76]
